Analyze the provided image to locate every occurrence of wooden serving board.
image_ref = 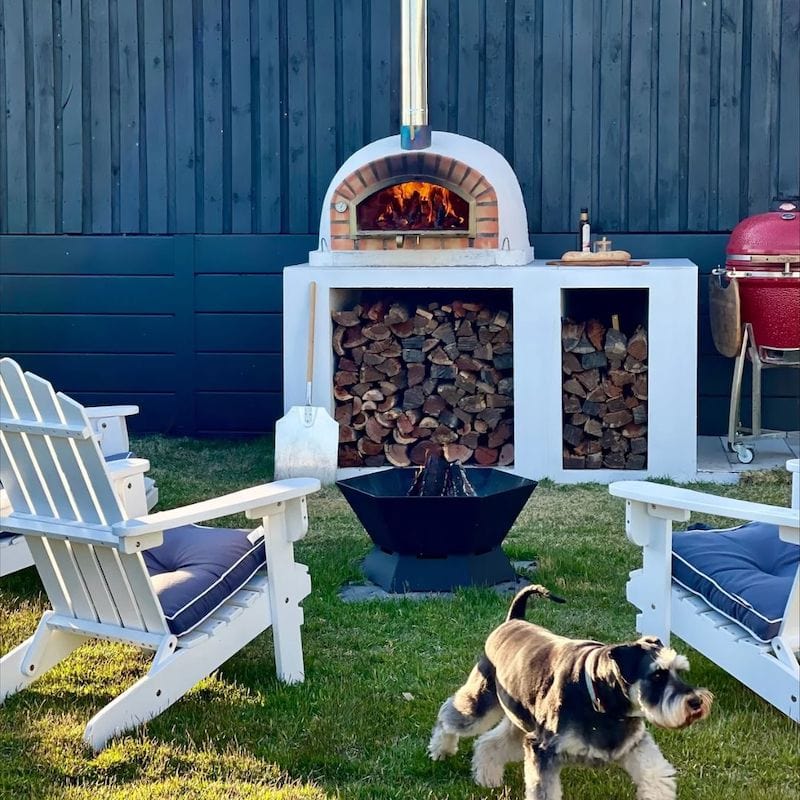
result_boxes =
[546,259,650,266]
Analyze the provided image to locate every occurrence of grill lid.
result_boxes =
[726,203,800,267]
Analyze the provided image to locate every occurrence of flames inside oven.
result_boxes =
[355,179,472,236]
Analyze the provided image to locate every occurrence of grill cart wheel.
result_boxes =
[731,443,755,464]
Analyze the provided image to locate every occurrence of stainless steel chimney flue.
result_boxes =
[400,0,431,150]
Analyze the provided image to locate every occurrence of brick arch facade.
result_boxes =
[329,152,499,251]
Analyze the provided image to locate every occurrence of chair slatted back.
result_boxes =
[0,359,168,636]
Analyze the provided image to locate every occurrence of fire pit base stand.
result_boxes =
[363,546,517,593]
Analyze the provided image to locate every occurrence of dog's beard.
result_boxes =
[630,682,713,729]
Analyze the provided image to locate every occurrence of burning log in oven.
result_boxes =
[332,295,514,468]
[561,317,648,469]
[357,180,469,232]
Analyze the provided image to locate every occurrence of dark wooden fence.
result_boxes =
[1,0,798,437]
[1,0,797,234]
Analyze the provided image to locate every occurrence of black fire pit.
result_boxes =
[337,467,537,592]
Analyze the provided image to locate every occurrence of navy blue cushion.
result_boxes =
[104,451,134,462]
[672,521,799,642]
[143,525,266,636]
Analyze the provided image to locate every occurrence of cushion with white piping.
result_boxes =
[671,521,798,643]
[143,524,266,636]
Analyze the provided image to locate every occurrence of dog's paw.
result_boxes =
[472,763,505,788]
[428,727,459,760]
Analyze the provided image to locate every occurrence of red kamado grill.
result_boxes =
[726,203,800,349]
[710,201,800,463]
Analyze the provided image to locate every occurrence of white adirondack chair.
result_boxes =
[1,403,157,576]
[0,358,320,749]
[610,459,800,722]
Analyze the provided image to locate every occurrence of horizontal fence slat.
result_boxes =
[0,277,177,313]
[0,314,176,354]
[194,275,283,313]
[195,392,284,434]
[195,353,283,391]
[195,312,283,353]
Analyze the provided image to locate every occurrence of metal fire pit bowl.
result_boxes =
[336,468,537,592]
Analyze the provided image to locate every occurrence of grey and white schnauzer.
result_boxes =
[428,585,712,800]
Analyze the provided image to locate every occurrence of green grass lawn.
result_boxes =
[1,436,798,799]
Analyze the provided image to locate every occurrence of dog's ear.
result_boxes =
[608,644,651,684]
[639,635,663,647]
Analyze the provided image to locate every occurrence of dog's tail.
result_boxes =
[506,584,566,621]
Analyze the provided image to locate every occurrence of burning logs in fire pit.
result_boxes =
[333,297,514,468]
[407,452,477,497]
[561,318,648,469]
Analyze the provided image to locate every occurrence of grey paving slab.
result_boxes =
[696,432,799,483]
[339,561,536,602]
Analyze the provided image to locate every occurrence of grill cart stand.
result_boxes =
[727,322,800,464]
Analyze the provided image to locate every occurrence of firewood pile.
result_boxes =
[332,298,514,468]
[562,318,648,469]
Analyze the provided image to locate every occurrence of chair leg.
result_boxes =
[264,514,311,684]
[83,598,270,750]
[83,646,199,751]
[1,615,87,702]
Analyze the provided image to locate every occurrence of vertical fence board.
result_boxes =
[687,0,712,230]
[0,1,6,233]
[777,0,799,202]
[89,0,112,232]
[512,0,536,231]
[368,0,393,142]
[482,0,506,155]
[143,0,167,232]
[312,0,336,226]
[60,0,83,232]
[540,1,565,231]
[32,0,55,232]
[717,0,743,229]
[116,0,140,232]
[746,2,778,218]
[257,0,281,232]
[598,0,623,232]
[627,0,654,232]
[202,0,223,232]
[4,1,28,231]
[656,0,681,230]
[426,0,449,133]
[286,0,309,232]
[569,0,594,232]
[457,0,480,140]
[340,0,364,160]
[171,3,196,232]
[229,0,252,232]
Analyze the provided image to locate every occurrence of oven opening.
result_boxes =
[355,179,473,236]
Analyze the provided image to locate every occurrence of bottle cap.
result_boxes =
[580,207,588,213]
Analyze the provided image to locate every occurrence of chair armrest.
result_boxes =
[84,405,139,419]
[85,406,140,457]
[113,478,321,538]
[104,457,151,481]
[610,481,799,527]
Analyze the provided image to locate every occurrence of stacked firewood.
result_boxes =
[333,298,514,467]
[561,318,648,469]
